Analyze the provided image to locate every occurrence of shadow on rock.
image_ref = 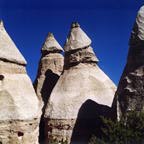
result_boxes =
[39,69,59,144]
[70,99,113,144]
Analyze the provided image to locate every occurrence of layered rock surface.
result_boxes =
[114,6,144,119]
[0,21,41,144]
[33,33,64,143]
[34,33,64,103]
[44,22,116,143]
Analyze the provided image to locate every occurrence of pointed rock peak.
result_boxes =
[0,22,27,65]
[135,6,144,40]
[0,20,4,28]
[47,32,54,38]
[64,22,92,52]
[138,5,144,15]
[42,32,63,53]
[71,22,80,28]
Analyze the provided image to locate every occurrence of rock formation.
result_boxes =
[114,6,144,120]
[33,33,64,143]
[44,22,116,143]
[0,20,41,144]
[34,32,64,104]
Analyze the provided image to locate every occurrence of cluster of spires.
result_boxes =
[0,5,144,144]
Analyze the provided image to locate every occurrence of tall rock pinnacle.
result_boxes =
[44,22,116,143]
[114,6,144,119]
[64,22,91,52]
[34,32,64,143]
[0,21,41,143]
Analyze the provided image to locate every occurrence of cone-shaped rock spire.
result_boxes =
[64,22,91,52]
[44,23,116,143]
[42,32,63,53]
[0,21,41,143]
[114,6,144,120]
[0,20,26,65]
[34,32,64,101]
[34,33,64,143]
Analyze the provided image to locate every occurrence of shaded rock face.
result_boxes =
[0,21,41,144]
[114,6,144,119]
[44,23,116,143]
[33,33,64,143]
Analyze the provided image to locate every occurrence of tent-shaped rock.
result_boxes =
[0,21,41,144]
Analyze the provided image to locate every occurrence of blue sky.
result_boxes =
[0,0,143,85]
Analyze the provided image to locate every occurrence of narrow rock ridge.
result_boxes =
[44,22,116,143]
[114,6,144,120]
[0,21,41,144]
[33,32,64,143]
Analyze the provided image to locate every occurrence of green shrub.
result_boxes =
[89,111,144,144]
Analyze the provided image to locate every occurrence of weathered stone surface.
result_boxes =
[0,119,39,144]
[34,33,64,143]
[0,60,26,74]
[64,46,99,69]
[34,53,64,101]
[0,21,41,144]
[114,6,144,120]
[42,32,63,53]
[0,74,40,120]
[64,22,91,52]
[44,22,116,143]
[0,20,26,65]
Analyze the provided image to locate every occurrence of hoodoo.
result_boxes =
[34,32,64,143]
[114,6,144,120]
[0,21,41,144]
[34,32,64,103]
[44,22,116,143]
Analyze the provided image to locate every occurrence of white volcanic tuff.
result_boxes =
[34,32,64,143]
[34,33,64,100]
[64,24,91,52]
[45,63,116,119]
[0,21,41,144]
[0,74,40,120]
[34,53,64,100]
[0,21,26,65]
[44,23,116,143]
[42,32,64,52]
[136,6,144,40]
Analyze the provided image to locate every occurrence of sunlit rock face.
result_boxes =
[33,33,64,143]
[114,6,144,120]
[34,32,64,103]
[44,22,116,144]
[0,21,41,144]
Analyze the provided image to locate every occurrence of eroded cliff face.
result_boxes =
[114,6,144,120]
[0,21,41,144]
[33,33,64,143]
[44,22,116,143]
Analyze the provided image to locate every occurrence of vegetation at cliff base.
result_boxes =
[89,111,144,144]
